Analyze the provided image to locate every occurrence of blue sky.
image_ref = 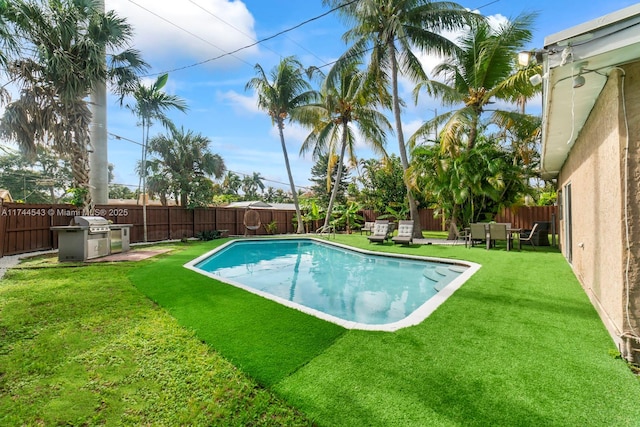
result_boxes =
[103,0,637,194]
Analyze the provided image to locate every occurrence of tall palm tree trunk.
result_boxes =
[323,125,349,229]
[277,121,304,234]
[448,203,460,240]
[467,111,480,150]
[389,42,422,238]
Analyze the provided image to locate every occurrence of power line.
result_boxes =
[141,0,360,77]
[126,0,253,67]
[473,0,501,10]
[108,132,143,147]
[228,170,312,191]
[107,132,310,190]
[140,0,501,79]
[185,0,286,60]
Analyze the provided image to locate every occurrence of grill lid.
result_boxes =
[71,216,109,227]
[70,216,110,233]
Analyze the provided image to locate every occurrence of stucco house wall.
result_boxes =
[557,63,640,361]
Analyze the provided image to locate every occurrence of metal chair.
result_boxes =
[519,223,540,250]
[468,223,488,249]
[451,223,468,245]
[489,223,510,250]
[360,221,375,235]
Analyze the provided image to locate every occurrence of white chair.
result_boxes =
[519,223,540,250]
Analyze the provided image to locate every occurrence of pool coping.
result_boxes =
[183,237,481,332]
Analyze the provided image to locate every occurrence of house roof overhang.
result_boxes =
[540,4,640,179]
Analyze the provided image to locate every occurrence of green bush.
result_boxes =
[195,230,221,241]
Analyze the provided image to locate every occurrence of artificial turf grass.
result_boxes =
[128,239,346,387]
[0,255,314,426]
[274,236,640,426]
[128,236,640,426]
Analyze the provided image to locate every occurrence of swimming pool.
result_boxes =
[185,238,480,331]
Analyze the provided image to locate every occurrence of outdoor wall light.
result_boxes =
[518,51,534,67]
[573,74,586,88]
[529,74,543,86]
[572,61,588,88]
[518,49,546,67]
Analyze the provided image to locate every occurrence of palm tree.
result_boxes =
[0,3,19,102]
[222,171,242,195]
[300,62,390,229]
[410,13,540,152]
[409,13,540,237]
[126,73,187,241]
[240,172,266,199]
[245,56,318,234]
[146,127,225,208]
[324,0,477,238]
[0,0,147,211]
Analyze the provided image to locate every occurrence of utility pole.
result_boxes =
[89,0,108,206]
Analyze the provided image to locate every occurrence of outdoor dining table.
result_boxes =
[464,224,522,250]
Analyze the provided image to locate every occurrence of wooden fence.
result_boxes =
[0,202,556,257]
[362,206,557,232]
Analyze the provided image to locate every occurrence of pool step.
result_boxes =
[434,281,447,292]
[422,268,445,282]
[448,265,467,273]
[423,265,466,292]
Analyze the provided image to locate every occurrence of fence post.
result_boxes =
[0,201,5,257]
[165,206,173,240]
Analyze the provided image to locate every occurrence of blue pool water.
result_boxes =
[187,239,478,331]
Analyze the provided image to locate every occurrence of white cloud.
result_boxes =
[217,90,261,114]
[106,0,259,68]
[486,14,510,32]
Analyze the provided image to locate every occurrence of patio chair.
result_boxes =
[367,220,390,244]
[360,221,375,235]
[489,223,510,251]
[392,220,414,245]
[468,223,488,249]
[519,223,539,250]
[450,223,468,245]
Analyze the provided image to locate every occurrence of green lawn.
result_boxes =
[0,245,313,426]
[2,236,639,425]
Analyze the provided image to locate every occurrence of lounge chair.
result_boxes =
[367,220,390,244]
[392,220,414,245]
[519,223,539,250]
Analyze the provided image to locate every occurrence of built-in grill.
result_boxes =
[71,216,111,234]
[52,216,111,261]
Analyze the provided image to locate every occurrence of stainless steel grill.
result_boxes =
[71,216,111,234]
[52,216,111,261]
